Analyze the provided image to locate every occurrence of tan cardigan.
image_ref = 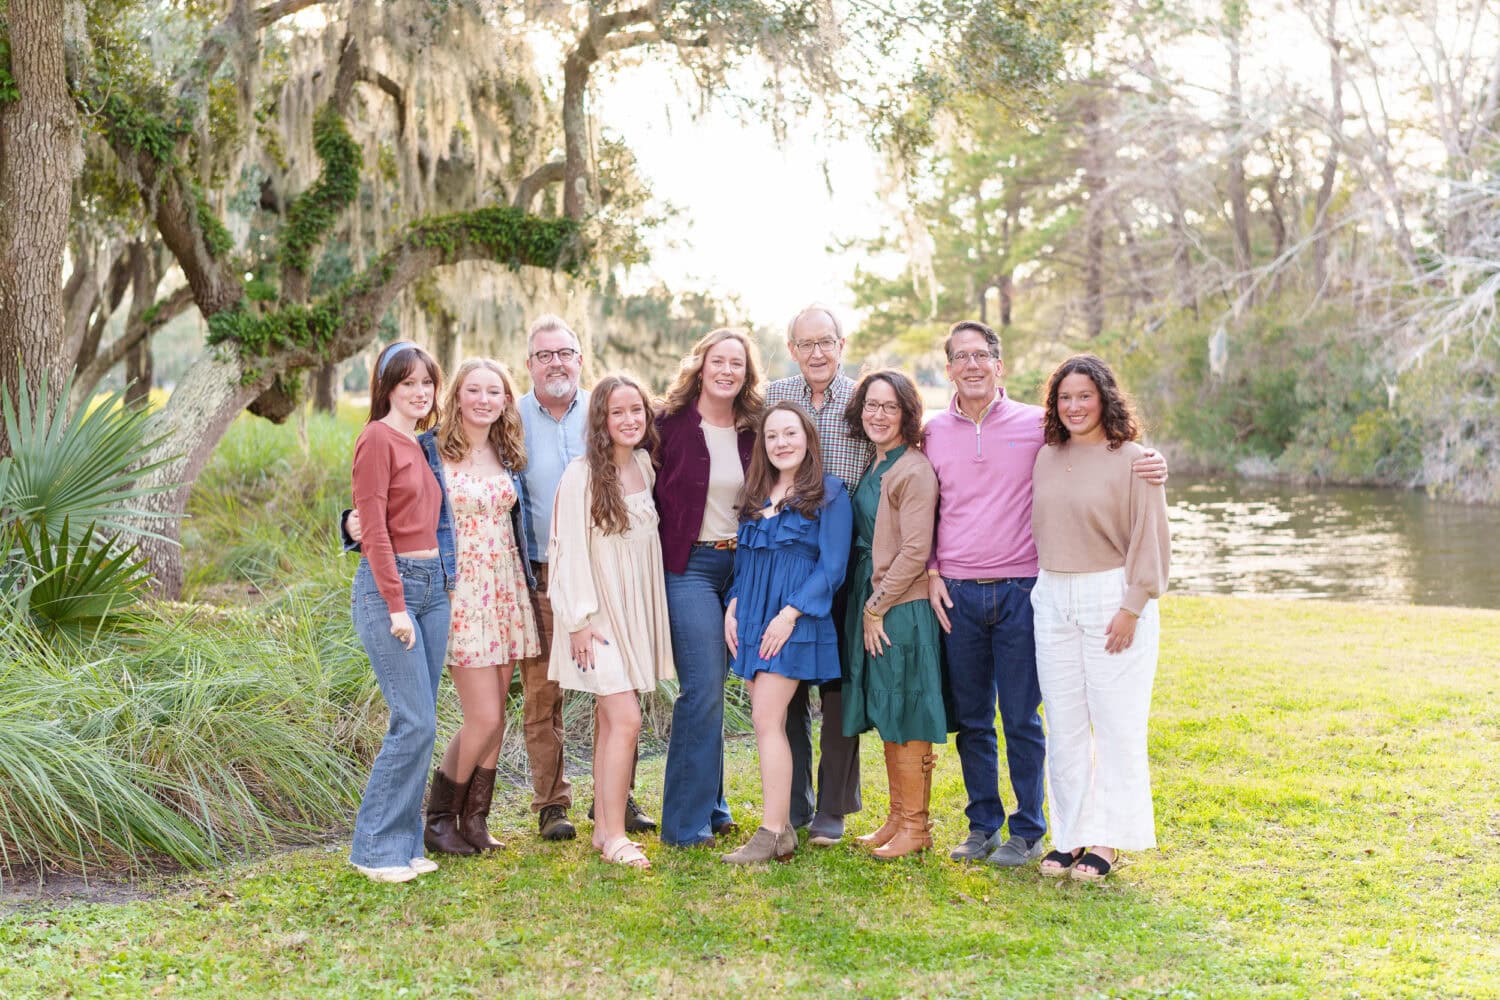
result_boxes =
[865,447,940,616]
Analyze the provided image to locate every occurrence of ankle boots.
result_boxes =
[424,769,478,855]
[721,825,797,864]
[871,741,936,860]
[459,766,505,851]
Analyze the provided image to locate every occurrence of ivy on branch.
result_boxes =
[280,104,361,274]
[208,206,582,377]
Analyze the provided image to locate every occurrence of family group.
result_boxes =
[343,307,1171,885]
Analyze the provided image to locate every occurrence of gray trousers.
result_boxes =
[786,682,862,825]
[786,573,861,825]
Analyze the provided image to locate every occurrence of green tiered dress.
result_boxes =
[841,446,948,744]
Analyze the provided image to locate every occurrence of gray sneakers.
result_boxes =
[984,835,1046,867]
[948,828,1002,862]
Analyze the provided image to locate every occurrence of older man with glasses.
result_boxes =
[924,320,1167,869]
[761,304,872,846]
[517,314,659,843]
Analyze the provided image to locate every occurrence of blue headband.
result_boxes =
[378,341,418,377]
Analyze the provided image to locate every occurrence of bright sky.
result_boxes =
[595,61,889,331]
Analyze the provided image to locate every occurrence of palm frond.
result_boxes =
[1,370,180,544]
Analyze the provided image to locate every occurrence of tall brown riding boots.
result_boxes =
[872,741,935,860]
[856,742,902,849]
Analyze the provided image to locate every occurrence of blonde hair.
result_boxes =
[436,358,528,471]
[661,327,764,431]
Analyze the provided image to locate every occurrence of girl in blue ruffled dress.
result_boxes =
[720,401,852,864]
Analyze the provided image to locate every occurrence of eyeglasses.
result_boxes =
[531,348,580,365]
[862,401,902,416]
[949,350,997,366]
[792,338,840,357]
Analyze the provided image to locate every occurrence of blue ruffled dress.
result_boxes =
[728,475,852,682]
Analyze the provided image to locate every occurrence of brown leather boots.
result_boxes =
[459,766,505,851]
[856,742,903,848]
[427,766,508,854]
[424,769,478,855]
[866,740,936,860]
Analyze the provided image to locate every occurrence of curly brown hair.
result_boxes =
[736,401,826,521]
[843,369,924,449]
[661,327,764,431]
[436,359,528,470]
[586,373,660,536]
[1041,353,1141,449]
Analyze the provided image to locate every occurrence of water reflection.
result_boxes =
[1168,478,1500,609]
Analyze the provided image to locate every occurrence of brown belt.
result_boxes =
[692,539,737,551]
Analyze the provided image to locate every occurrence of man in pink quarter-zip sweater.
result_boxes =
[923,320,1167,867]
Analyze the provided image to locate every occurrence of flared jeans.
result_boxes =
[349,555,450,868]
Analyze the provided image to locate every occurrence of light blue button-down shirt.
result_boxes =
[519,387,589,562]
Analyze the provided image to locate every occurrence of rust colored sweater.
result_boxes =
[1031,439,1170,615]
[351,420,442,612]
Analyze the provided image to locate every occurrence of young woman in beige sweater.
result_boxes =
[1030,354,1170,882]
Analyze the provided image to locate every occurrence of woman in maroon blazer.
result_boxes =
[654,327,762,847]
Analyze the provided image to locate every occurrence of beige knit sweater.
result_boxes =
[1031,439,1170,615]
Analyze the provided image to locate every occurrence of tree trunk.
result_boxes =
[134,355,267,599]
[1081,95,1106,340]
[0,0,78,425]
[124,341,153,407]
[312,362,339,414]
[562,46,594,219]
[430,310,459,375]
[1311,0,1342,293]
[1225,21,1254,304]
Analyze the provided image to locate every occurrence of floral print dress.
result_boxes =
[445,467,539,668]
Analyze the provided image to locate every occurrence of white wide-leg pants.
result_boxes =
[1031,567,1159,852]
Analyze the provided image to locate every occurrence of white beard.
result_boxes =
[541,376,575,400]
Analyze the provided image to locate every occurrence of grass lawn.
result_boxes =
[3,596,1497,999]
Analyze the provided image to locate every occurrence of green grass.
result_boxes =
[3,596,1497,998]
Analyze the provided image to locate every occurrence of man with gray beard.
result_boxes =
[518,315,655,841]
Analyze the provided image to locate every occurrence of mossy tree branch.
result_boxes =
[210,206,582,393]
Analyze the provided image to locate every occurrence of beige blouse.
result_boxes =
[546,450,676,695]
[1031,439,1170,616]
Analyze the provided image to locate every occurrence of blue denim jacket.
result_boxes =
[342,428,537,592]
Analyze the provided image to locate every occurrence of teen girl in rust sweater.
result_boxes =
[347,341,450,883]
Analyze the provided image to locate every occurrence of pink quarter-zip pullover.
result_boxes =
[922,388,1045,579]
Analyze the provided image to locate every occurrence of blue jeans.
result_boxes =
[942,576,1046,842]
[660,545,735,846]
[350,556,450,868]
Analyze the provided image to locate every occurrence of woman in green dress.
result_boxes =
[841,370,948,859]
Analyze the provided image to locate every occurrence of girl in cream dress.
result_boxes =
[547,374,675,868]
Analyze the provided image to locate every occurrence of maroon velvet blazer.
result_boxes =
[653,401,755,574]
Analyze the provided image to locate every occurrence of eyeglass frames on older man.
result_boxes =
[531,348,580,364]
[949,350,997,366]
[792,337,840,357]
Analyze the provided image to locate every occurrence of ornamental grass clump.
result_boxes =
[0,587,420,879]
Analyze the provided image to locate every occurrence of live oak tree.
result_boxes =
[2,0,1096,595]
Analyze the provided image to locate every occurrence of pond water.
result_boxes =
[1167,477,1500,609]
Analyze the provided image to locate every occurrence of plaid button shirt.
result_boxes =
[765,372,873,491]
